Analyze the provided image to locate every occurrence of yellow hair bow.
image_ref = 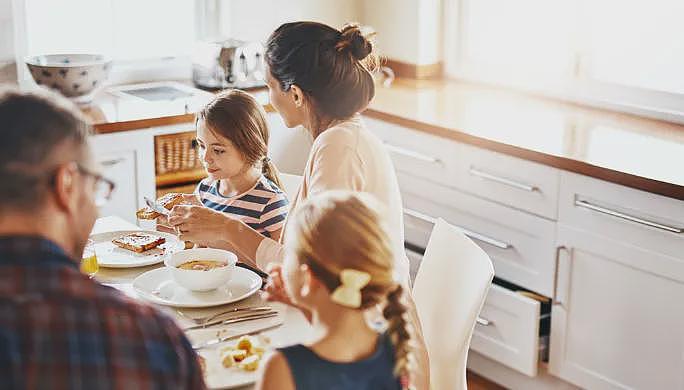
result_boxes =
[331,269,371,308]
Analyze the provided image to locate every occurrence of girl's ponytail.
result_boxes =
[383,284,413,388]
[261,156,283,190]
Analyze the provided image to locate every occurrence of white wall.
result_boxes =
[0,0,17,83]
[360,0,441,65]
[219,0,362,43]
[219,0,442,65]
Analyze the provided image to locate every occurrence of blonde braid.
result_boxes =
[383,284,414,388]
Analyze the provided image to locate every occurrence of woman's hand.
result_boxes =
[263,263,313,322]
[263,263,291,304]
[168,205,232,246]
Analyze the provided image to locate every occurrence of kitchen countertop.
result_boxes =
[83,83,273,133]
[83,79,684,200]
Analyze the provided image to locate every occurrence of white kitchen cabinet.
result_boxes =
[90,129,156,224]
[95,150,137,224]
[364,116,560,220]
[550,173,684,390]
[366,115,684,389]
[471,283,543,377]
[550,224,684,390]
[399,173,558,297]
[363,116,459,186]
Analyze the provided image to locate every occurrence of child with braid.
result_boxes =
[257,191,414,390]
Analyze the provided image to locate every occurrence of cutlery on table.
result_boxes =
[184,310,278,331]
[236,261,270,281]
[192,322,283,350]
[177,305,272,325]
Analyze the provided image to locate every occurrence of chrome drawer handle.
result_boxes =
[476,317,492,326]
[100,157,125,167]
[403,208,513,250]
[574,200,683,234]
[383,142,442,165]
[469,167,538,192]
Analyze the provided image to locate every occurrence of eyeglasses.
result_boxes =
[76,164,116,207]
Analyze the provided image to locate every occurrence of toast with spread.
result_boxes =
[135,193,184,220]
[112,232,166,253]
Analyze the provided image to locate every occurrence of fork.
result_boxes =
[177,305,272,325]
[183,310,278,331]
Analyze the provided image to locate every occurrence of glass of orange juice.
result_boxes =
[80,239,99,278]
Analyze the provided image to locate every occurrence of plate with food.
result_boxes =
[89,230,184,268]
[132,266,262,308]
[198,334,276,389]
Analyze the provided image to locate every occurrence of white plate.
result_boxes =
[201,348,275,389]
[90,230,184,268]
[132,267,262,308]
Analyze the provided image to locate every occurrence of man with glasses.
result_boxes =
[0,88,205,389]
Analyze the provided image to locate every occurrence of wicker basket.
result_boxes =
[155,131,202,175]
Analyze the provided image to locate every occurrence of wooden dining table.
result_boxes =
[91,216,312,389]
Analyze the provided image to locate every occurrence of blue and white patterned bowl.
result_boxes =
[25,54,112,99]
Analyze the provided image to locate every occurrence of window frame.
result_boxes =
[443,0,684,125]
[11,0,221,88]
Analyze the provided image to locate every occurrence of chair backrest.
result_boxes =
[278,173,303,199]
[412,218,494,390]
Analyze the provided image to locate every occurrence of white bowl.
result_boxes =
[25,54,111,101]
[165,248,238,292]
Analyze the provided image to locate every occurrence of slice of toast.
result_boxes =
[135,193,184,220]
[112,233,166,253]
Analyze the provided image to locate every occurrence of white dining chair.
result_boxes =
[412,218,494,390]
[278,173,302,199]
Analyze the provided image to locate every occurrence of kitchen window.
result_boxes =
[444,0,684,123]
[12,0,218,84]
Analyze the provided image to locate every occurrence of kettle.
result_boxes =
[192,39,266,90]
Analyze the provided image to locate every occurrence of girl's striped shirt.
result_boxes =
[195,175,289,238]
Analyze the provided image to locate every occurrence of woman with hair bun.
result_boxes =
[168,21,429,388]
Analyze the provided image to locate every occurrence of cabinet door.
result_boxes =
[96,150,138,224]
[91,130,155,225]
[549,224,684,390]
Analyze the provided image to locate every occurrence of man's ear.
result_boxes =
[53,163,78,213]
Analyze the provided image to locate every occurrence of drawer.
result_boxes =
[559,171,684,262]
[470,281,550,377]
[452,142,560,220]
[399,173,557,297]
[364,116,457,185]
[365,116,560,220]
[405,245,424,285]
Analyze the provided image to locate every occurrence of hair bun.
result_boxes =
[336,23,374,61]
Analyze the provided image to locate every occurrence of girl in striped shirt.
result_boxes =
[192,89,289,240]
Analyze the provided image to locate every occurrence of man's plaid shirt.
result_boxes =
[0,236,205,389]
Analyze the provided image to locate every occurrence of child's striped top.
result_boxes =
[195,175,289,238]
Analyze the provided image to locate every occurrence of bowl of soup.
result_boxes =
[165,248,237,291]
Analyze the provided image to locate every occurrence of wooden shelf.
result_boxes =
[156,169,206,187]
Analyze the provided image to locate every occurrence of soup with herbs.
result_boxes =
[177,260,228,271]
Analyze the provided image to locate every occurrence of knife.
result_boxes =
[184,310,277,331]
[192,322,283,350]
[144,196,170,216]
